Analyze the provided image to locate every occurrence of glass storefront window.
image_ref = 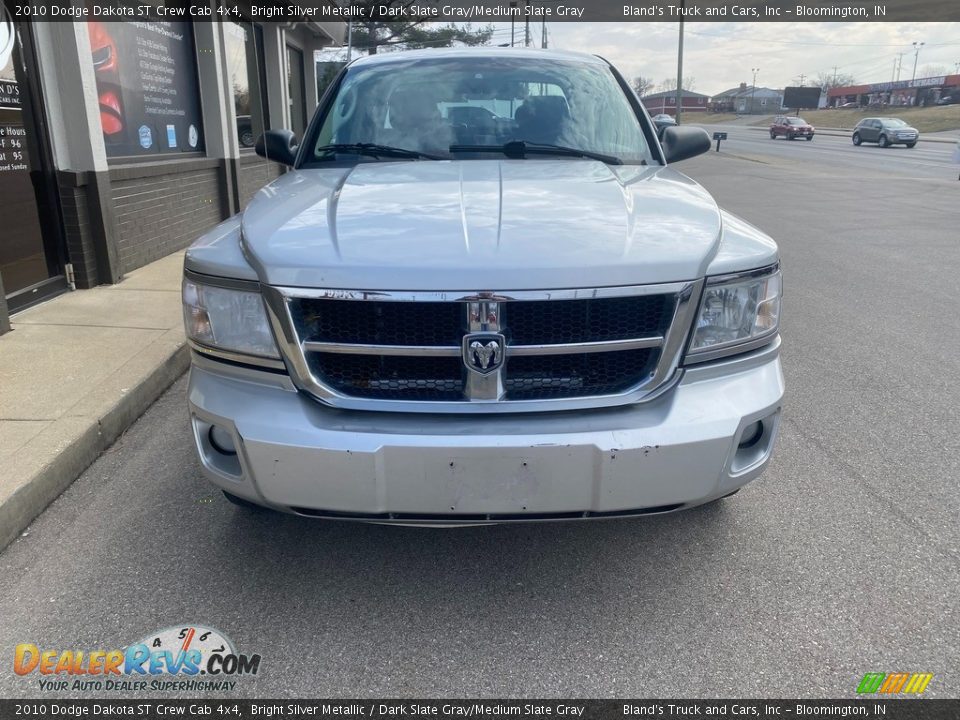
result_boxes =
[86,17,205,158]
[224,21,269,149]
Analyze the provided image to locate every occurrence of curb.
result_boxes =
[0,344,189,553]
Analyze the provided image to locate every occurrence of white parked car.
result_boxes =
[183,48,784,523]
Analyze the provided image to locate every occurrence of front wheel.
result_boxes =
[806,135,813,141]
[879,134,891,148]
[770,130,776,139]
[852,132,862,146]
[906,142,917,148]
[786,133,795,141]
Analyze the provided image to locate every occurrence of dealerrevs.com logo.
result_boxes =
[856,672,934,695]
[14,625,261,692]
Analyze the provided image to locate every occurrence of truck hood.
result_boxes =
[240,159,722,290]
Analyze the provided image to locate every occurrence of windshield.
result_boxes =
[305,55,653,165]
[787,118,806,125]
[882,119,907,127]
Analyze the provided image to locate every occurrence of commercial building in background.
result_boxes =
[0,9,344,334]
[827,74,960,108]
[640,88,711,117]
[710,83,784,114]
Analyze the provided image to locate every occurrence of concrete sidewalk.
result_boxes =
[0,252,188,551]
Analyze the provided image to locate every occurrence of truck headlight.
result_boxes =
[182,278,280,360]
[687,266,781,360]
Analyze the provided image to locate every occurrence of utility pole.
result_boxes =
[346,21,352,62]
[832,66,839,85]
[797,73,806,86]
[542,20,547,49]
[954,61,959,74]
[510,2,517,47]
[524,1,531,47]
[912,41,925,82]
[675,3,684,124]
[751,67,759,115]
[895,52,905,81]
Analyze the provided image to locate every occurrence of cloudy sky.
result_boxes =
[535,22,960,94]
[320,21,959,95]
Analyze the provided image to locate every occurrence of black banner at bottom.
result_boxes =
[1,700,958,720]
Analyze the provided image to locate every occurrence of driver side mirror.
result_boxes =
[661,126,712,163]
[255,129,298,166]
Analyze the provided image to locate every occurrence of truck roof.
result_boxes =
[348,46,607,68]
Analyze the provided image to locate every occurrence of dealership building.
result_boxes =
[827,74,960,108]
[0,10,345,334]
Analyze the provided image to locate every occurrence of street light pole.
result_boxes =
[675,5,684,124]
[751,67,759,115]
[911,41,925,82]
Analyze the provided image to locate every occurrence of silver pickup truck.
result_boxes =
[183,48,783,524]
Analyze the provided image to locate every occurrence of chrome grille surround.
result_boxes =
[262,281,702,414]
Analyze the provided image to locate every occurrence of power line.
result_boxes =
[685,28,960,49]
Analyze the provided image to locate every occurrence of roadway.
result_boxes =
[692,122,958,180]
[1,141,958,699]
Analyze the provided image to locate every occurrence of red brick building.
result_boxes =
[640,89,711,116]
[828,74,960,108]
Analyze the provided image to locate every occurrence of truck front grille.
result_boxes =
[272,282,698,412]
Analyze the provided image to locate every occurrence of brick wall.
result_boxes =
[239,155,286,209]
[58,183,98,289]
[111,160,226,275]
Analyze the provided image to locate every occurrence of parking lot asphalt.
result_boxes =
[1,141,958,699]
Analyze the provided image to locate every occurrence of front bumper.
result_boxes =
[188,340,784,523]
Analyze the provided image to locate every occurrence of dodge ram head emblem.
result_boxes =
[463,333,505,374]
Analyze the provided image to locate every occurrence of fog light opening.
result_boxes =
[738,421,764,449]
[208,425,237,456]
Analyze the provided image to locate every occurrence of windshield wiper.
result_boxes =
[449,140,624,165]
[315,143,443,160]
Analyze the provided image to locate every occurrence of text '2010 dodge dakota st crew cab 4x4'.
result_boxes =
[183,48,784,524]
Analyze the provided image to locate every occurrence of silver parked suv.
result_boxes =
[183,48,784,524]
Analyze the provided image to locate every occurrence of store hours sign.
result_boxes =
[87,19,205,157]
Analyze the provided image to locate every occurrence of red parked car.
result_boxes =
[769,115,815,141]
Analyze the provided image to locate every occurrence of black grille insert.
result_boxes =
[308,353,464,400]
[292,298,463,346]
[505,295,670,344]
[291,293,674,403]
[504,349,656,400]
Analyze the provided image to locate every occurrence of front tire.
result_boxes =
[786,133,795,141]
[852,132,862,146]
[770,130,777,139]
[805,135,813,141]
[906,142,917,148]
[879,134,891,148]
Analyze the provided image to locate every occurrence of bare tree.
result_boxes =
[349,3,493,55]
[656,76,696,93]
[632,76,655,97]
[814,71,858,90]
